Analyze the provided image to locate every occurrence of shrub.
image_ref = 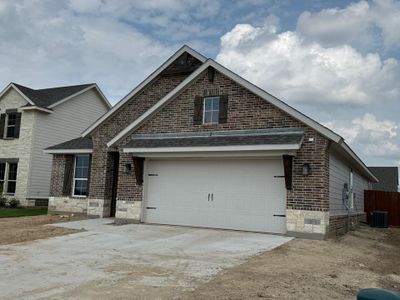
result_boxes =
[0,197,6,207]
[8,198,20,208]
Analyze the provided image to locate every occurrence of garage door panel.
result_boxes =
[143,159,286,233]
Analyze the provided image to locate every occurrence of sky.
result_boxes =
[0,0,399,170]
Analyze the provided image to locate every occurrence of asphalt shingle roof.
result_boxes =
[124,128,304,149]
[46,137,92,150]
[368,167,399,192]
[13,83,94,108]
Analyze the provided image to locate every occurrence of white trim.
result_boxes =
[0,83,36,106]
[124,144,300,153]
[107,61,211,147]
[108,59,342,147]
[47,84,112,109]
[340,142,378,182]
[123,150,298,159]
[81,45,207,137]
[20,106,53,113]
[43,149,93,154]
[203,96,220,125]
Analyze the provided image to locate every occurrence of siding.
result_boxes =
[329,151,369,216]
[28,89,109,198]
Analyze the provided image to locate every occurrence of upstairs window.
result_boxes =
[72,155,90,197]
[0,111,21,139]
[203,97,220,124]
[6,113,17,138]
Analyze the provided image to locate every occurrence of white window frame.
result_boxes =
[202,96,220,125]
[5,112,17,138]
[0,162,18,195]
[72,155,90,198]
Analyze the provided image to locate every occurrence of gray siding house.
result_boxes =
[0,83,111,206]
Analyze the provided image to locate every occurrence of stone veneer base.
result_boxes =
[286,209,329,236]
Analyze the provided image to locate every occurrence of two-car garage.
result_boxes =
[142,158,287,234]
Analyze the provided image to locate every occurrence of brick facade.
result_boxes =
[120,69,330,212]
[48,51,364,238]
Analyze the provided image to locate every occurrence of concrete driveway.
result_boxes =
[0,218,291,299]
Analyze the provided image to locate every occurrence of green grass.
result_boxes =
[0,207,48,218]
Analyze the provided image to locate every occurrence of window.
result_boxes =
[7,163,17,194]
[73,155,90,197]
[6,113,17,138]
[203,97,220,124]
[0,163,5,193]
[0,162,18,195]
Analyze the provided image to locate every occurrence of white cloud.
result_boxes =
[216,21,400,106]
[325,113,400,160]
[296,0,400,49]
[0,0,175,102]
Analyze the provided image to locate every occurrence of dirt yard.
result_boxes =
[0,214,84,245]
[182,225,400,300]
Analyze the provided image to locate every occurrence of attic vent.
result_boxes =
[204,88,220,97]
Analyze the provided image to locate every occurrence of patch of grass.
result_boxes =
[0,208,48,218]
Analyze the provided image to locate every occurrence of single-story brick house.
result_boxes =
[45,45,378,239]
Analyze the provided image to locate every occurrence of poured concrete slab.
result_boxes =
[0,218,292,299]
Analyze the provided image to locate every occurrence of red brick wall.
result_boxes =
[88,73,189,200]
[49,154,73,197]
[51,61,331,213]
[121,69,330,211]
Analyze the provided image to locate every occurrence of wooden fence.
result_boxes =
[364,190,400,226]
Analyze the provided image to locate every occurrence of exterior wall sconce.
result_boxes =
[125,164,132,174]
[302,163,311,176]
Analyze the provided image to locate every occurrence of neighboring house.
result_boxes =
[0,82,111,206]
[368,167,399,192]
[45,45,378,239]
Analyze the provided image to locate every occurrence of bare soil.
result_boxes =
[181,225,400,300]
[0,214,84,245]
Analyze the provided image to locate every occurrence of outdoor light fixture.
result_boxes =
[302,163,311,176]
[125,163,132,174]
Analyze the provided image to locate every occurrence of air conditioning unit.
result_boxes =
[370,211,389,228]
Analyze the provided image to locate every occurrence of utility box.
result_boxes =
[357,288,400,300]
[370,211,389,228]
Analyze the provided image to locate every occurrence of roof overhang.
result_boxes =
[81,45,207,137]
[43,149,93,154]
[20,106,53,113]
[334,142,379,182]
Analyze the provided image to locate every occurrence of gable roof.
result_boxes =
[81,45,207,137]
[0,82,111,110]
[105,54,377,182]
[107,59,343,147]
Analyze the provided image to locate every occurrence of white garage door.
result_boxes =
[143,159,287,233]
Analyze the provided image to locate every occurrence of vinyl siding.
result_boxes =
[28,89,109,198]
[329,152,369,216]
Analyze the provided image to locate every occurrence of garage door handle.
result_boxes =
[146,207,157,210]
[273,214,286,217]
[208,193,210,201]
[211,193,214,201]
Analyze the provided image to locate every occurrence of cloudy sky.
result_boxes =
[1,0,399,169]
